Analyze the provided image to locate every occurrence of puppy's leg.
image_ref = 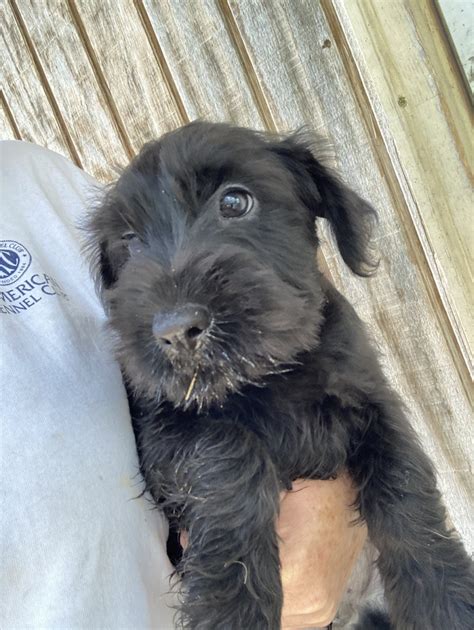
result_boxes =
[350,399,474,629]
[152,420,282,630]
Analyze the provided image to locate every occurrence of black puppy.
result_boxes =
[86,122,473,629]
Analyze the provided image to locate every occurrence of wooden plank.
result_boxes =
[1,3,74,158]
[69,0,183,153]
[224,0,371,137]
[11,0,129,181]
[331,0,473,380]
[141,0,266,128]
[226,0,473,547]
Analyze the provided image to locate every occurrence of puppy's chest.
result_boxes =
[133,385,359,490]
[215,391,355,484]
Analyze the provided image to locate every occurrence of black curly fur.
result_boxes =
[354,607,392,629]
[85,122,473,629]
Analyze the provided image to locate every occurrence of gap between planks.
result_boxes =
[133,0,190,126]
[1,90,22,140]
[216,0,277,133]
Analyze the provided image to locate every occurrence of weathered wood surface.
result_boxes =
[6,0,129,179]
[142,0,267,128]
[1,0,472,548]
[67,0,183,153]
[2,2,73,158]
[333,0,473,385]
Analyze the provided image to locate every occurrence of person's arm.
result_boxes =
[279,475,367,629]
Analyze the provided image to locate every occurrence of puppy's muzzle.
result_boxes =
[152,304,211,352]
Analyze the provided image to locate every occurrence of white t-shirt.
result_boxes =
[0,141,177,629]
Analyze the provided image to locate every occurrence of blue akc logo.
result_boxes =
[0,241,32,286]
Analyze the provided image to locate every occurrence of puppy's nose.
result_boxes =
[153,305,210,350]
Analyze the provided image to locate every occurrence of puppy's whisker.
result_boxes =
[239,355,257,369]
[209,328,233,340]
[213,319,239,325]
[184,370,199,402]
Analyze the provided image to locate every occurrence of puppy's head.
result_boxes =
[86,122,377,409]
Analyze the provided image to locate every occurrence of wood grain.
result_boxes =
[1,2,74,157]
[323,0,474,390]
[70,0,183,154]
[332,0,473,376]
[141,0,266,128]
[11,0,129,181]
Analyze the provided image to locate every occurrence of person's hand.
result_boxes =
[279,475,367,629]
[179,473,366,629]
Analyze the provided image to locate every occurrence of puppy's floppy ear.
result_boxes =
[96,239,118,291]
[83,232,117,299]
[272,130,378,277]
[82,190,123,298]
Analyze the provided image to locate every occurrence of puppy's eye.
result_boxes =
[121,231,142,255]
[219,189,254,218]
[121,232,138,241]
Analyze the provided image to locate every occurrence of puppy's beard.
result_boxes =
[108,261,324,410]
